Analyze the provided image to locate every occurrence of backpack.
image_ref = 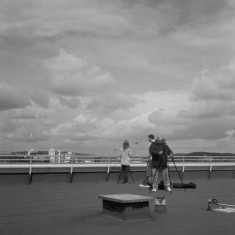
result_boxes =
[172,182,197,189]
[149,141,165,156]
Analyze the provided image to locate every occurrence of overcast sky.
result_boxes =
[1,0,235,155]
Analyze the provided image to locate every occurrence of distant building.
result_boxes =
[64,151,73,163]
[28,149,37,155]
[49,148,56,163]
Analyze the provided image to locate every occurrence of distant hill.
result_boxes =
[175,151,235,156]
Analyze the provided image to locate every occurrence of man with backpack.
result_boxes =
[149,135,172,192]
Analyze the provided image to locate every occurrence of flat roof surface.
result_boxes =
[1,177,235,235]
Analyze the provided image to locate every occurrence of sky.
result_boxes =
[0,0,235,156]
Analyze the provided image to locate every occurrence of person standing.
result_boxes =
[149,136,172,192]
[120,140,132,184]
[144,134,155,183]
[139,134,154,188]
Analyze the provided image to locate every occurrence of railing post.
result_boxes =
[182,157,185,180]
[208,161,212,180]
[106,156,111,181]
[27,166,33,185]
[69,166,74,183]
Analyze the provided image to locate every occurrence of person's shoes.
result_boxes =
[139,183,151,188]
[166,186,172,192]
[152,187,157,192]
[143,177,150,184]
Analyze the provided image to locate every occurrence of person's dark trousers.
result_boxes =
[121,165,129,183]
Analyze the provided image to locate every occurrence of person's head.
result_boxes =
[156,136,164,143]
[148,134,155,142]
[123,140,130,150]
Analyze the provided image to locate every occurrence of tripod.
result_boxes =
[168,153,186,192]
[117,166,135,184]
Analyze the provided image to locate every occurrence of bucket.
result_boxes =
[155,197,167,213]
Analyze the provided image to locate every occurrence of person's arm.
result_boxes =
[165,145,173,157]
[148,141,154,161]
[119,148,123,160]
[147,153,152,161]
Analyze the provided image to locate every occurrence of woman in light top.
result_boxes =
[120,140,132,184]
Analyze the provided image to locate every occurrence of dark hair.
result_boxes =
[123,140,130,150]
[148,134,154,140]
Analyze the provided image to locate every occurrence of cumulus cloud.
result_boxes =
[1,0,235,154]
[180,58,235,120]
[51,114,113,141]
[87,93,142,114]
[225,130,235,138]
[191,70,235,102]
[50,111,155,145]
[57,96,80,109]
[4,119,51,144]
[0,118,20,133]
[0,82,30,111]
[0,0,131,42]
[170,117,235,141]
[44,49,115,96]
[4,106,47,122]
[29,89,50,108]
[178,101,235,119]
[9,109,44,120]
[1,0,234,43]
[173,58,235,142]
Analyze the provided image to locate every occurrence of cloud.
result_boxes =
[44,49,115,96]
[170,117,235,141]
[29,89,50,108]
[171,58,235,142]
[0,82,30,111]
[87,93,142,114]
[1,0,235,154]
[57,96,80,109]
[179,58,235,120]
[3,119,51,144]
[0,0,131,41]
[191,69,235,102]
[225,129,235,138]
[1,0,233,43]
[50,114,113,141]
[50,110,154,145]
[0,118,20,133]
[180,101,235,119]
[9,109,44,120]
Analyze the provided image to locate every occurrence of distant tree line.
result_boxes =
[175,152,235,156]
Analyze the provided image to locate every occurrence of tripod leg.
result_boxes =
[129,167,135,184]
[170,154,186,192]
[117,168,123,184]
[167,162,173,188]
[106,172,110,182]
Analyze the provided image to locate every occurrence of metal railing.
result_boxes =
[1,154,235,184]
[0,154,235,165]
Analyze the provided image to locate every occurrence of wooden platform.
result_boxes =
[99,194,154,221]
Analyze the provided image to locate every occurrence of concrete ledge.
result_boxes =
[1,162,235,174]
[0,169,235,185]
